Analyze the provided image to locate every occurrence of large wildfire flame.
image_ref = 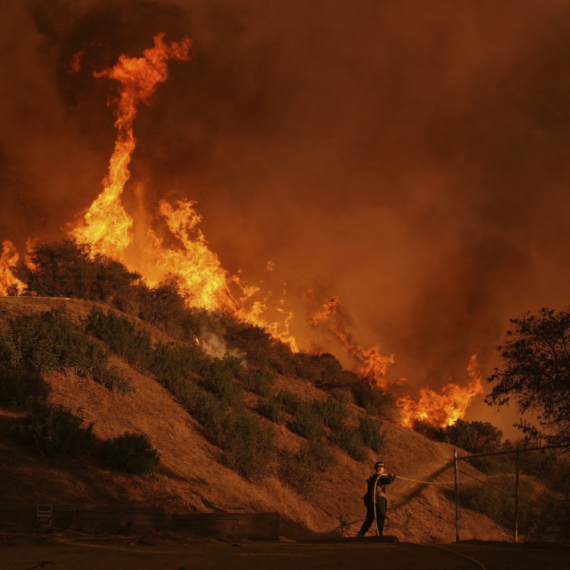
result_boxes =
[397,354,484,428]
[0,34,485,428]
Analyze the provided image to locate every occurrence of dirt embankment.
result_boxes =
[0,296,511,543]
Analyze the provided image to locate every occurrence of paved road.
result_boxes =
[1,539,569,570]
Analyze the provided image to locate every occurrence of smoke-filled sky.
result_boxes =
[2,0,570,433]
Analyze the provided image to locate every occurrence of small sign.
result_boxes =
[36,504,53,525]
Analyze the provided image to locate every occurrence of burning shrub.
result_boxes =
[16,405,94,458]
[330,425,369,462]
[103,432,160,476]
[219,410,277,481]
[291,401,326,440]
[0,365,50,408]
[4,307,108,377]
[358,415,387,454]
[313,397,349,430]
[257,398,285,425]
[15,240,141,303]
[86,307,152,367]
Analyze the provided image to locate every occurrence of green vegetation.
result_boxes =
[278,440,336,497]
[219,410,277,481]
[0,365,49,407]
[277,390,302,415]
[291,401,327,440]
[314,397,349,430]
[487,307,570,446]
[3,307,108,376]
[94,365,134,394]
[16,405,94,458]
[257,398,286,425]
[238,364,276,397]
[413,419,504,455]
[103,432,160,476]
[358,415,387,454]
[330,425,369,462]
[3,239,397,484]
[86,307,152,367]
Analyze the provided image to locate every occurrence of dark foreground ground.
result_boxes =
[1,534,569,570]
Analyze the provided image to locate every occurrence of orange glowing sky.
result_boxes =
[2,0,570,435]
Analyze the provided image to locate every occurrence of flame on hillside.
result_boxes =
[0,34,484,427]
[0,241,25,296]
[68,33,297,350]
[397,354,484,428]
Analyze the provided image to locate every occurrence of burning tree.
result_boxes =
[487,307,570,446]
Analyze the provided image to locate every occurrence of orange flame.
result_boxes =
[71,33,192,259]
[67,35,297,350]
[396,354,484,428]
[0,240,25,296]
[307,296,394,387]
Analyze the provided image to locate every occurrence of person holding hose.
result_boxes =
[358,461,397,537]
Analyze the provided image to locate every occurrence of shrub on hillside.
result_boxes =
[94,366,134,394]
[16,405,94,458]
[186,385,228,438]
[4,307,108,377]
[150,342,208,389]
[277,390,302,415]
[414,419,504,455]
[86,307,152,367]
[350,383,396,418]
[15,240,141,303]
[314,397,349,430]
[291,402,326,440]
[257,398,286,425]
[199,360,244,407]
[223,318,297,375]
[278,440,336,497]
[103,432,160,476]
[358,415,387,453]
[330,425,369,462]
[239,364,276,397]
[0,365,50,407]
[444,420,503,454]
[330,387,355,405]
[219,410,277,481]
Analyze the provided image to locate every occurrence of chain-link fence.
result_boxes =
[454,445,570,544]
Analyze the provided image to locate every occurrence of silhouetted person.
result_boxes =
[358,461,396,536]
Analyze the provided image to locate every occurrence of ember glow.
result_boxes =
[397,354,485,428]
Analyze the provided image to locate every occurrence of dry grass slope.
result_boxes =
[0,297,512,542]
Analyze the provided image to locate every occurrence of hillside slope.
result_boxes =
[0,297,511,543]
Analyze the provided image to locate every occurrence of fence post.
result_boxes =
[454,449,460,542]
[514,450,520,543]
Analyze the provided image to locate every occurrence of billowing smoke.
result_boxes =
[3,0,570,433]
